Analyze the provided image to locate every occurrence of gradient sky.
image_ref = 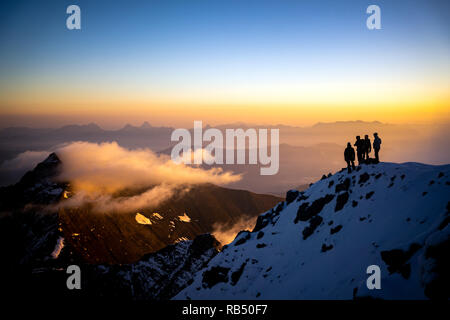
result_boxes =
[0,0,449,128]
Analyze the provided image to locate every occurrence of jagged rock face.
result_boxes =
[286,190,300,205]
[0,153,65,271]
[294,194,334,223]
[0,152,66,209]
[175,163,450,300]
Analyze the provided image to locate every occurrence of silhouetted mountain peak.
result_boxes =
[86,122,101,129]
[313,120,383,127]
[43,152,60,165]
[0,152,65,208]
[123,123,134,129]
[59,123,102,131]
[140,121,152,129]
[19,152,61,186]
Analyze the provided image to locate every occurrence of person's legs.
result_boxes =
[375,148,379,163]
[351,160,355,169]
[346,160,351,173]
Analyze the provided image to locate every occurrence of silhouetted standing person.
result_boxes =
[373,132,382,163]
[354,136,364,165]
[344,142,356,173]
[363,134,371,162]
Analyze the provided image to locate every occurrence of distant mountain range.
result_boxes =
[0,122,174,163]
[1,121,449,192]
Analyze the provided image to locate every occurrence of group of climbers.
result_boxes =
[344,133,382,173]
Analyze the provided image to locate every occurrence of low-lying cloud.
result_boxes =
[56,141,240,193]
[212,216,257,246]
[51,141,240,213]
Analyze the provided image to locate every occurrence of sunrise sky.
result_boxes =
[0,0,449,128]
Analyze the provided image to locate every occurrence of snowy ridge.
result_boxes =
[175,162,450,300]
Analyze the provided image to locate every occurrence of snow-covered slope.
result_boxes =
[175,162,450,300]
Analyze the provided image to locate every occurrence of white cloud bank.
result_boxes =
[54,141,241,213]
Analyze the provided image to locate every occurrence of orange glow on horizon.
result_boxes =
[1,80,448,128]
